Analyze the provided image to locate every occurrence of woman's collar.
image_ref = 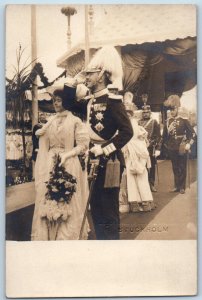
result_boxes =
[56,110,69,118]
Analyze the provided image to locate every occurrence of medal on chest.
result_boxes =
[93,103,107,112]
[94,122,104,132]
[90,101,107,133]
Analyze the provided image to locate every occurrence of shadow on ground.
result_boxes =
[120,159,197,240]
[6,159,197,241]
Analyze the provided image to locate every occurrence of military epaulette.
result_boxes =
[178,115,189,120]
[108,93,123,101]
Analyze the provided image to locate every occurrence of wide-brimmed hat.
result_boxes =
[52,86,74,111]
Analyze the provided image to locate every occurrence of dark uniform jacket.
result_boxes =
[162,116,195,151]
[138,118,161,153]
[63,85,133,167]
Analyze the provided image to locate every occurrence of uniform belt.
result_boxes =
[90,139,106,145]
[49,146,65,150]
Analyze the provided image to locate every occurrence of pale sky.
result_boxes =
[5,4,197,112]
[181,86,197,112]
[6,5,105,80]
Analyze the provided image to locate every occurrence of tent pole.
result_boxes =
[31,5,38,129]
[31,5,38,179]
[85,5,90,67]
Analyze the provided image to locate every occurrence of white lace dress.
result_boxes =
[31,111,90,240]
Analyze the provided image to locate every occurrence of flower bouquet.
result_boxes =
[40,154,77,240]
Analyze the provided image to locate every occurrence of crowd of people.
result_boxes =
[30,46,196,241]
[6,131,33,186]
[6,131,32,161]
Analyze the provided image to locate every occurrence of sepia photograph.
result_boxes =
[5,3,197,297]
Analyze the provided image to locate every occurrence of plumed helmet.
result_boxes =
[141,93,151,112]
[164,94,181,109]
[85,46,123,90]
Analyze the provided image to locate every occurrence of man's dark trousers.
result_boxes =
[148,150,156,186]
[90,165,123,240]
[168,149,187,190]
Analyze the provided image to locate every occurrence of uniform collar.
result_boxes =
[93,88,108,98]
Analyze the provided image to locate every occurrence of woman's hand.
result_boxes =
[35,116,56,136]
[59,150,76,166]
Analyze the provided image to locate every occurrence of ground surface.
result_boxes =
[6,159,197,241]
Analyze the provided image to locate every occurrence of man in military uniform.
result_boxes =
[163,95,195,194]
[62,46,133,239]
[31,112,47,179]
[138,94,161,192]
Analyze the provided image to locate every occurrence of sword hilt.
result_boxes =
[88,158,100,181]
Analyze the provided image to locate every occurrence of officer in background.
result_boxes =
[138,94,161,192]
[163,95,195,194]
[62,46,133,240]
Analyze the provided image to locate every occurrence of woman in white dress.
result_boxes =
[31,87,90,240]
[120,93,154,213]
[7,134,22,160]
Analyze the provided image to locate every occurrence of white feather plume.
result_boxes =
[87,46,123,90]
[164,94,181,108]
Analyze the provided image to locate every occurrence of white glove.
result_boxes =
[35,126,48,137]
[185,143,191,151]
[35,116,56,136]
[59,150,76,166]
[90,145,103,157]
[74,71,86,85]
[154,150,161,157]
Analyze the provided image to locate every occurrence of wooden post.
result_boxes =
[85,5,90,67]
[31,5,38,179]
[67,15,71,50]
[31,5,38,129]
[88,5,94,36]
[61,7,77,51]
